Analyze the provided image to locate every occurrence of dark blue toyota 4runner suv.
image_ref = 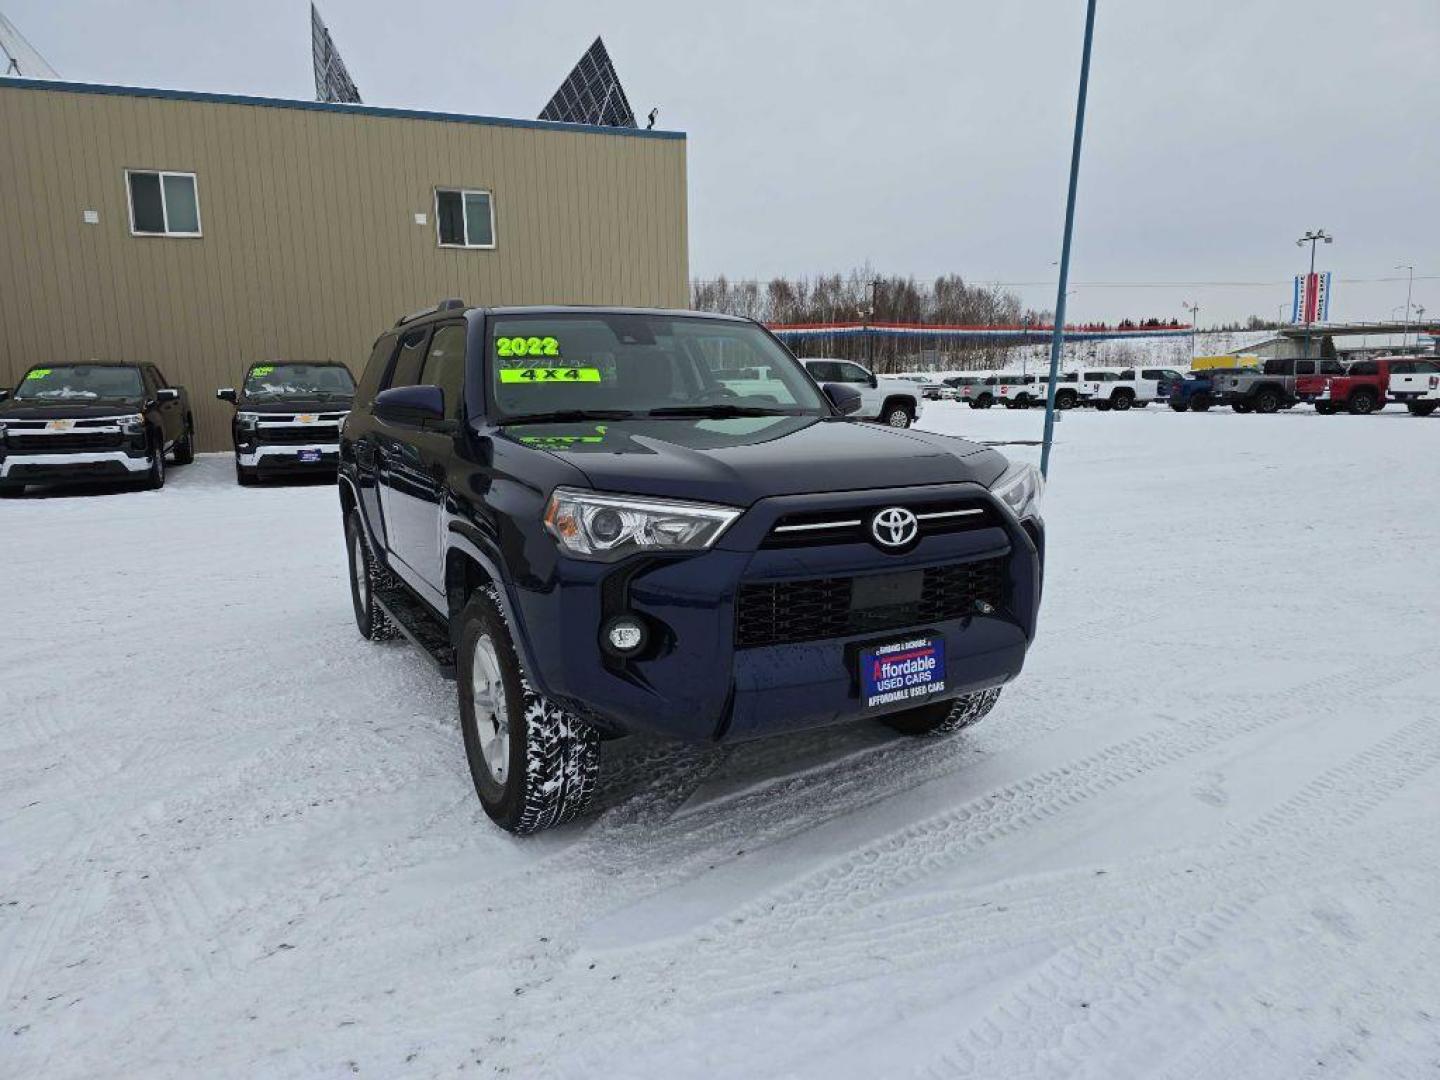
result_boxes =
[339,303,1044,833]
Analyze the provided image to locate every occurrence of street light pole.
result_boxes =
[1041,0,1099,481]
[1182,301,1199,362]
[1395,264,1414,347]
[1295,229,1332,361]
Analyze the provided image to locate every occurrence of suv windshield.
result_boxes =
[15,364,144,402]
[489,313,830,421]
[244,363,355,398]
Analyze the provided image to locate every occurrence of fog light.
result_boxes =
[603,615,646,655]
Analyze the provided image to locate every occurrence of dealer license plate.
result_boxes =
[297,448,322,463]
[860,636,946,710]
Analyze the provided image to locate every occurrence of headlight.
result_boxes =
[543,487,741,562]
[237,411,259,430]
[991,462,1043,521]
[117,413,146,435]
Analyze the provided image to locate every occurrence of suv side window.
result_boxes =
[1349,360,1379,376]
[834,362,872,384]
[356,333,398,407]
[805,361,838,382]
[1116,369,1135,380]
[1263,358,1290,376]
[1320,360,1344,375]
[385,328,431,390]
[420,323,467,419]
[1141,368,1163,379]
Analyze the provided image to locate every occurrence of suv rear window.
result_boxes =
[488,314,830,420]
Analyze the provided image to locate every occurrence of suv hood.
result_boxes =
[0,399,143,420]
[499,415,1008,505]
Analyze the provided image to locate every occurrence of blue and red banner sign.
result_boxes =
[1293,272,1332,323]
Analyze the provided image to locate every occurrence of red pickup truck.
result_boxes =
[1295,356,1439,415]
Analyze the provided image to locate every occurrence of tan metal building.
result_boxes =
[0,78,688,450]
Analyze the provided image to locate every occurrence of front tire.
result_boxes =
[144,434,166,490]
[457,589,599,834]
[1253,389,1281,414]
[883,688,1003,737]
[1056,391,1077,410]
[1112,392,1134,412]
[345,510,398,641]
[1169,400,1189,412]
[884,404,913,428]
[173,421,196,465]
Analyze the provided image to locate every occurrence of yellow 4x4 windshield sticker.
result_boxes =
[499,367,601,384]
[250,365,275,377]
[25,368,52,380]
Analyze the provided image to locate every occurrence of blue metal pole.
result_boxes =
[1040,0,1099,480]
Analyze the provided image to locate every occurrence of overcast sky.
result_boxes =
[8,0,1438,324]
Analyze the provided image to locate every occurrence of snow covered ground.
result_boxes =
[4,406,1439,1079]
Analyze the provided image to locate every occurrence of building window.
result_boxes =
[435,188,494,249]
[126,170,202,237]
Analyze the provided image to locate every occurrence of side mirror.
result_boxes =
[216,387,237,403]
[822,382,864,415]
[868,373,879,389]
[375,384,444,427]
[0,388,9,403]
[156,388,180,402]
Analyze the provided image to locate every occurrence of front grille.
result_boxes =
[735,557,1006,649]
[7,432,125,452]
[763,498,999,549]
[258,425,340,445]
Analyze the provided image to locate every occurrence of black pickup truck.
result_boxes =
[217,362,355,484]
[0,361,193,495]
[338,302,1045,834]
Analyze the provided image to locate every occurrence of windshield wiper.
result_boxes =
[501,409,641,425]
[644,404,807,418]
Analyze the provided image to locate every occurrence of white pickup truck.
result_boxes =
[1386,357,1440,416]
[1077,366,1185,411]
[995,372,1102,410]
[799,358,924,428]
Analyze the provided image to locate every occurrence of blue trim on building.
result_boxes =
[0,76,686,141]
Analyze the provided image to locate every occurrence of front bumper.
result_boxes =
[237,443,340,471]
[0,450,150,484]
[511,483,1043,744]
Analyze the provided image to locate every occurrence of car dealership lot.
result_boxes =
[3,408,1438,1079]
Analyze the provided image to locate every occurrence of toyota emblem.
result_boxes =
[871,507,919,549]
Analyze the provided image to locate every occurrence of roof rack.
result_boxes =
[395,298,467,327]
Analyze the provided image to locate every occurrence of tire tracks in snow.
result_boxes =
[918,708,1440,1079]
[479,681,1440,1075]
[640,657,1433,952]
